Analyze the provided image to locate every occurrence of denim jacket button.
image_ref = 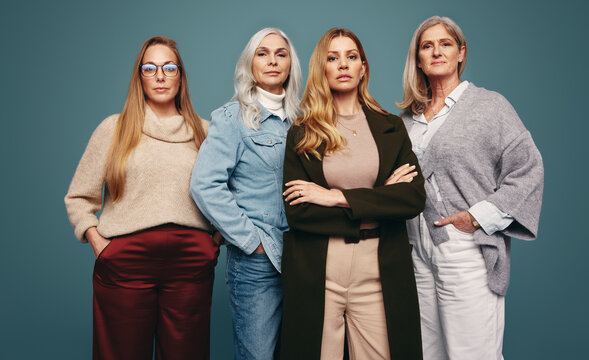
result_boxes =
[267,139,272,144]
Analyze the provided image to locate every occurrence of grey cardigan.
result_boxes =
[401,83,544,296]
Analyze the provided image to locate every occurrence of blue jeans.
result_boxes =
[226,244,282,360]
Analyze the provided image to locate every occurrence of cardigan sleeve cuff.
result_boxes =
[469,200,514,236]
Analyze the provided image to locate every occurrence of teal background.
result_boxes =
[1,0,586,358]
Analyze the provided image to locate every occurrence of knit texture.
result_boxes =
[401,83,544,295]
[65,106,210,242]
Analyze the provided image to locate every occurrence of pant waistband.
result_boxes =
[344,228,380,244]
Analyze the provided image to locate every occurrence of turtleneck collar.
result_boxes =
[256,86,286,119]
[142,105,193,143]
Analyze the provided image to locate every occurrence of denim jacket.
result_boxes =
[190,101,290,272]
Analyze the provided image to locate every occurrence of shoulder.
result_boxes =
[463,83,514,112]
[364,106,407,132]
[464,83,524,128]
[286,123,305,142]
[91,113,119,140]
[211,101,242,121]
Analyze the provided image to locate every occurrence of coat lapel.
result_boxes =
[364,106,403,186]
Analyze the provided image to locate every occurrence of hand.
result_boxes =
[284,180,348,207]
[85,227,111,258]
[385,164,418,185]
[254,243,265,253]
[434,211,478,233]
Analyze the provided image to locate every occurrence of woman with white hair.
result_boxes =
[398,16,544,359]
[190,27,302,359]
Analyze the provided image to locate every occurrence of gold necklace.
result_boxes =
[338,121,358,136]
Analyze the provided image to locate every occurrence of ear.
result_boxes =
[458,44,466,63]
[361,61,366,78]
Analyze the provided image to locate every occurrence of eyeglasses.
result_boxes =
[139,63,181,77]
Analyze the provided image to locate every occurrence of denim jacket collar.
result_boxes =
[258,102,287,123]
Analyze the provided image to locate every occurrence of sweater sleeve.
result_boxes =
[64,115,117,242]
[480,94,543,240]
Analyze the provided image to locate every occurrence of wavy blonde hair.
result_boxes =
[105,36,206,202]
[295,28,388,160]
[397,16,468,115]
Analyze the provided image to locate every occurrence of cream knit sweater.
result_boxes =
[65,106,210,242]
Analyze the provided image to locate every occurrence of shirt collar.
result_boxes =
[412,80,470,123]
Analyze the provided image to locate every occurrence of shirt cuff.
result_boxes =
[469,200,514,235]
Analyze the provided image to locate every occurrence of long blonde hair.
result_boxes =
[105,36,206,202]
[397,16,468,115]
[295,28,387,160]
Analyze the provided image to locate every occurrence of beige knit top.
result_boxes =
[323,111,379,229]
[65,106,210,242]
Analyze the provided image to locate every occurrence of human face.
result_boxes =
[252,34,291,95]
[325,36,366,95]
[141,44,181,110]
[417,24,465,81]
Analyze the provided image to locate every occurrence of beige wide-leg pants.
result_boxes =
[320,236,390,360]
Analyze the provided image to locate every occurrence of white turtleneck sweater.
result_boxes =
[65,106,210,242]
[256,86,286,119]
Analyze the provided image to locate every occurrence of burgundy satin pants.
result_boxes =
[92,224,219,360]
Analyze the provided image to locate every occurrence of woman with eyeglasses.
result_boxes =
[65,36,218,360]
[190,28,302,359]
[280,28,425,359]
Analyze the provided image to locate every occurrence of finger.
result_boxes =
[289,196,308,206]
[284,192,300,202]
[392,164,410,176]
[283,186,302,196]
[434,215,453,226]
[285,180,308,187]
[393,164,415,177]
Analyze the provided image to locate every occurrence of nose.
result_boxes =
[268,54,278,66]
[155,67,165,81]
[339,57,349,70]
[432,44,442,57]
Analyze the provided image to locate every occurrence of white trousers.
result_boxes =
[409,219,505,360]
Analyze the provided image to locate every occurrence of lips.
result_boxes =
[154,87,169,92]
[265,71,280,76]
[337,75,352,80]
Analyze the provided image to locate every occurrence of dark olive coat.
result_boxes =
[280,107,425,359]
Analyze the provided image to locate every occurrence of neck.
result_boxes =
[428,76,461,104]
[332,90,362,116]
[147,100,180,118]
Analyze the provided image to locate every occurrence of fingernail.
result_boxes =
[434,221,439,225]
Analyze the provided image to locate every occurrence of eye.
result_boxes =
[348,54,357,60]
[257,52,267,57]
[162,64,177,71]
[278,52,288,58]
[142,64,156,71]
[327,56,337,62]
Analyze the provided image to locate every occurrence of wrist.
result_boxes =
[467,211,481,230]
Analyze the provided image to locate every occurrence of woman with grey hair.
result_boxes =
[190,27,301,359]
[398,16,544,359]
